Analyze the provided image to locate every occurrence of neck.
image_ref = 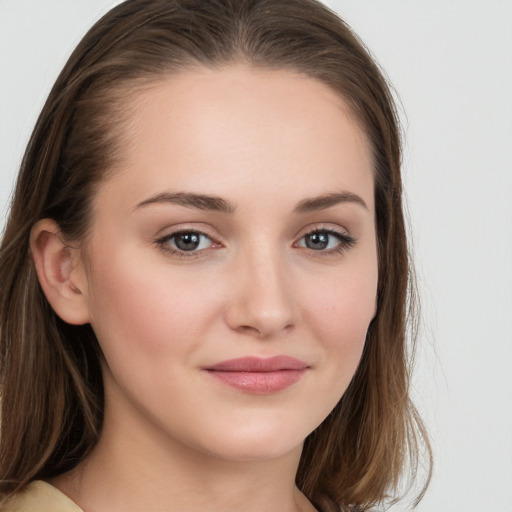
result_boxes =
[50,388,316,512]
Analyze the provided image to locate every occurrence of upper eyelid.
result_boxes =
[156,225,220,241]
[294,223,352,240]
[155,223,352,236]
[154,222,355,245]
[158,230,213,241]
[156,231,220,250]
[295,228,356,245]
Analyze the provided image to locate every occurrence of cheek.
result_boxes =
[302,260,377,377]
[285,261,377,434]
[84,248,222,366]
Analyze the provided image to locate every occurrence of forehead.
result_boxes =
[97,64,374,214]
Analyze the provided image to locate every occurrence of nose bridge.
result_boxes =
[226,237,298,337]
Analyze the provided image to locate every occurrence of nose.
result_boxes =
[224,247,299,339]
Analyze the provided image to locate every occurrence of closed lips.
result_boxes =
[204,356,310,394]
[205,356,310,372]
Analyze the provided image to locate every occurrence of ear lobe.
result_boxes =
[30,219,91,325]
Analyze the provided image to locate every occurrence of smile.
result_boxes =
[204,356,310,394]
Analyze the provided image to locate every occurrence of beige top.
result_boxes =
[1,481,83,512]
[2,480,324,512]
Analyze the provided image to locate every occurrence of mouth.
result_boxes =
[203,356,310,394]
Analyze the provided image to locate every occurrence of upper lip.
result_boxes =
[205,356,309,372]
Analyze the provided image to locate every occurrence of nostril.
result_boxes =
[235,321,295,339]
[237,325,260,335]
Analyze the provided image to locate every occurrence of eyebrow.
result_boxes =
[294,192,368,213]
[134,190,367,214]
[134,192,235,213]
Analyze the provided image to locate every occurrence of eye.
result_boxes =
[157,230,215,254]
[296,229,356,253]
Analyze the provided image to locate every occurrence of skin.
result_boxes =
[32,65,378,512]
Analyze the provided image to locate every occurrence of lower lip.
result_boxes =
[206,369,307,394]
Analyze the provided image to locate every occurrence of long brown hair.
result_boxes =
[0,0,431,510]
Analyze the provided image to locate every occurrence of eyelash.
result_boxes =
[155,227,356,258]
[294,228,356,255]
[155,229,220,258]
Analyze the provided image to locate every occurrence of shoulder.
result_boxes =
[1,481,84,512]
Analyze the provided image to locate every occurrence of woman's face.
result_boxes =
[78,65,378,461]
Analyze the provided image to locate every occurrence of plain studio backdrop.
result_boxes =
[1,1,511,511]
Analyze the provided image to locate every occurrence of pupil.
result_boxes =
[176,233,200,251]
[306,232,329,250]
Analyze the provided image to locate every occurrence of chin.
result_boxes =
[190,416,313,463]
[202,438,304,463]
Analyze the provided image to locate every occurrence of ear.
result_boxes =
[30,219,91,325]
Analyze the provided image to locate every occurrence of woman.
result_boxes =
[0,0,431,510]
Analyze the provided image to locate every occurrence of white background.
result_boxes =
[1,1,511,510]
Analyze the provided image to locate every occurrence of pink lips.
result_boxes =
[204,356,309,394]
